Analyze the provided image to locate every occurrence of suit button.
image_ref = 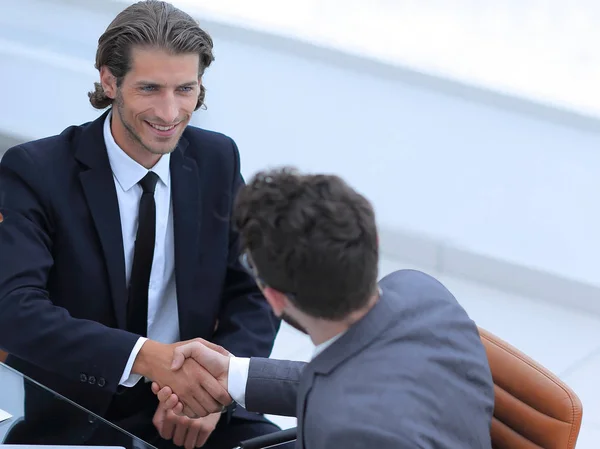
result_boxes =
[97,377,106,388]
[88,376,96,385]
[88,415,97,424]
[80,373,88,383]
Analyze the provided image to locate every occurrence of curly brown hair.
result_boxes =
[233,168,379,320]
[88,0,214,110]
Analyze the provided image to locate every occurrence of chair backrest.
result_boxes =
[0,350,7,363]
[478,327,583,449]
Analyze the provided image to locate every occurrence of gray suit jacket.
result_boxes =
[244,270,494,448]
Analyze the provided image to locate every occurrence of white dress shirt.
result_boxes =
[103,111,180,386]
[227,332,345,408]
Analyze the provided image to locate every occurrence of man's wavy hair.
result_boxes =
[88,0,214,110]
[233,168,379,321]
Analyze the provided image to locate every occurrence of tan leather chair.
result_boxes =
[479,327,583,449]
[0,350,7,363]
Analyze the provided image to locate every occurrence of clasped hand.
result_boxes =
[149,339,233,448]
[151,385,222,449]
[150,338,232,419]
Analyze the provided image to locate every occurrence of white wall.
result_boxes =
[162,0,600,118]
[197,34,600,290]
[2,0,600,310]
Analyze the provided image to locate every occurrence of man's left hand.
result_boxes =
[152,383,222,448]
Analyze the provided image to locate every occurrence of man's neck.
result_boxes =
[308,290,380,346]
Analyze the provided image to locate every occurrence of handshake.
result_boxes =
[143,339,235,419]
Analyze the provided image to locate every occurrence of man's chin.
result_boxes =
[143,140,179,155]
[149,146,177,155]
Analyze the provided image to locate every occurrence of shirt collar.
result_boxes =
[103,110,171,191]
[312,332,345,359]
[311,287,382,359]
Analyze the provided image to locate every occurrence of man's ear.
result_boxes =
[99,66,117,99]
[262,287,289,317]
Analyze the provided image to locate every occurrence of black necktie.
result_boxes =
[127,171,159,337]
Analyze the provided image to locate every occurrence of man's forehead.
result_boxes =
[127,46,200,79]
[129,45,199,61]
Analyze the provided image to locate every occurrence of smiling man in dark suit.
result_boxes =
[0,1,282,448]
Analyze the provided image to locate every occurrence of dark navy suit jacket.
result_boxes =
[0,110,279,441]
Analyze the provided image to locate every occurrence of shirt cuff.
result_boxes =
[228,356,250,408]
[119,337,148,387]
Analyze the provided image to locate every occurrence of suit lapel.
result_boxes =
[294,293,395,447]
[169,139,201,339]
[76,111,128,329]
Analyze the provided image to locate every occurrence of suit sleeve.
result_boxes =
[244,358,305,417]
[0,146,139,392]
[211,138,280,358]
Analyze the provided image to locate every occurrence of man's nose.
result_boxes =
[155,95,179,124]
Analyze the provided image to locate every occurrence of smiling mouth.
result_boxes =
[147,122,178,131]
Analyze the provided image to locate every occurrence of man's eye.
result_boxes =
[141,86,157,92]
[178,86,193,92]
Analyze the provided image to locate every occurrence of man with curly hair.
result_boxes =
[158,168,495,448]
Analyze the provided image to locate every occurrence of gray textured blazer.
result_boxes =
[244,269,494,448]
